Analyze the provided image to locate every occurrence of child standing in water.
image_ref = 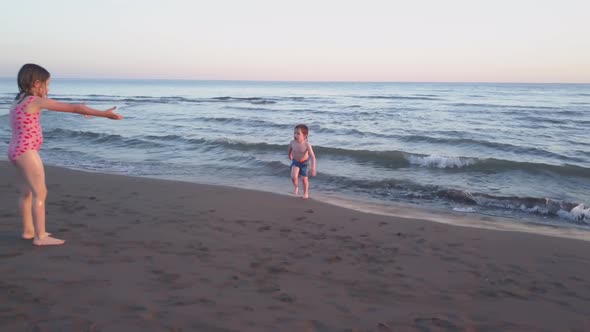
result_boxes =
[8,64,123,246]
[288,124,317,199]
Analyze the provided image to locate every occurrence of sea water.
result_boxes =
[1,78,589,232]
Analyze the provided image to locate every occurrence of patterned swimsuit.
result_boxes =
[8,96,43,162]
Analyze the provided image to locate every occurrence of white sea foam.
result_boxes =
[520,204,547,214]
[407,155,475,168]
[556,204,590,223]
[452,207,476,213]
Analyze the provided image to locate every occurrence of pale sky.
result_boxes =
[1,0,589,83]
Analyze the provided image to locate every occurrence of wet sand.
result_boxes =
[1,161,590,331]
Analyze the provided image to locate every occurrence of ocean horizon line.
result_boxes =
[0,77,588,85]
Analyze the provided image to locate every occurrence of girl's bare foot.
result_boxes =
[294,186,299,196]
[22,232,51,240]
[303,193,309,199]
[33,235,64,246]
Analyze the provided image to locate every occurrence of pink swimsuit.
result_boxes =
[8,96,43,162]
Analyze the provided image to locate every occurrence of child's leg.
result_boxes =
[15,169,34,239]
[14,165,53,240]
[302,176,309,199]
[14,151,64,246]
[290,166,300,195]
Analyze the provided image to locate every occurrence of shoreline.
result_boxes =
[24,160,590,242]
[315,193,590,243]
[2,161,590,330]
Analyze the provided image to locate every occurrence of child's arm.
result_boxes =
[288,141,294,160]
[33,97,123,120]
[307,142,317,176]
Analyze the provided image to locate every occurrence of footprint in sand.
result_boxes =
[414,317,458,330]
[0,252,23,258]
[377,322,393,331]
[275,292,295,303]
[327,255,342,263]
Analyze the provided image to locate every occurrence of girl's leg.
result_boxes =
[291,166,300,195]
[302,176,309,199]
[14,151,64,246]
[15,169,35,239]
[16,173,51,240]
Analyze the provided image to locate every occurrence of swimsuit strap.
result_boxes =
[15,95,36,108]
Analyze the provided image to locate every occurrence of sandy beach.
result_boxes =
[1,161,590,331]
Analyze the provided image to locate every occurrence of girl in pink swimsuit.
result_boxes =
[8,95,43,162]
[8,64,123,246]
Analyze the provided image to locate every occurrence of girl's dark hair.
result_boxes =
[295,124,309,137]
[16,63,50,100]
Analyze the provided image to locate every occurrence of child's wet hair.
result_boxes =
[295,124,309,137]
[17,63,50,98]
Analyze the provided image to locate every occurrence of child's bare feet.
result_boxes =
[303,193,309,199]
[22,232,51,240]
[294,186,299,196]
[33,235,65,246]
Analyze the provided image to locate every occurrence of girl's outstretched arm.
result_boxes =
[32,97,123,120]
[307,142,317,176]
